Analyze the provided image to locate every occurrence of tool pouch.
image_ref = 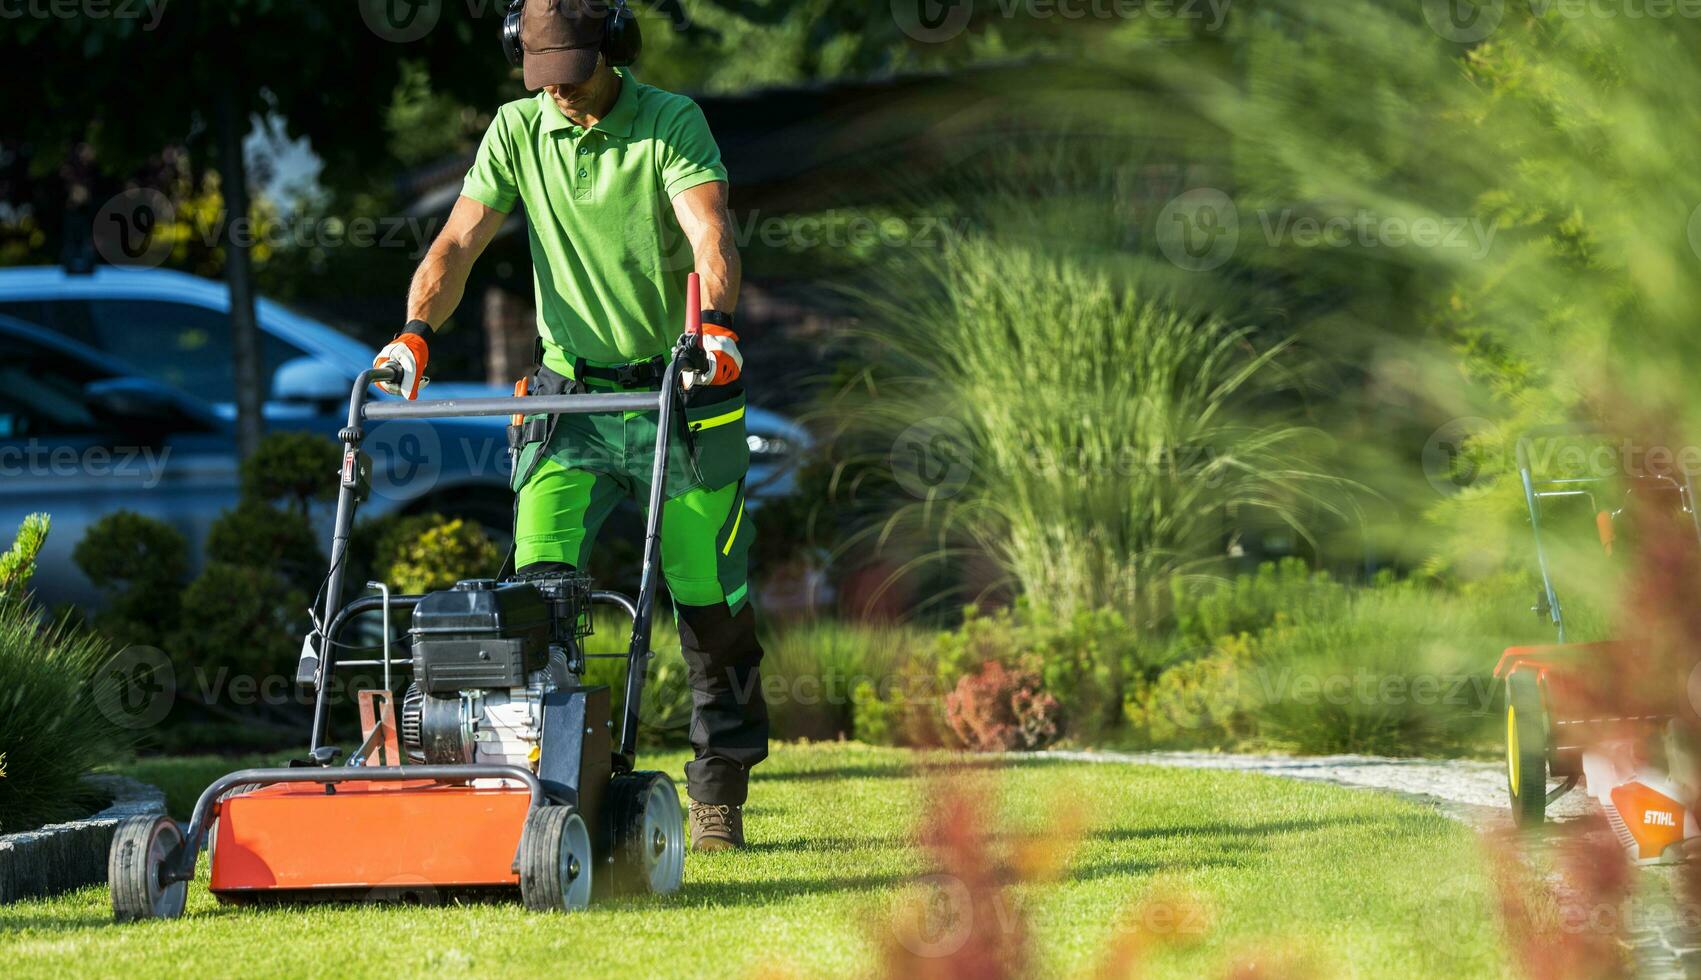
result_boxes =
[674,380,751,494]
[509,364,584,493]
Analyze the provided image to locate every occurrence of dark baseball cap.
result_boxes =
[521,0,611,90]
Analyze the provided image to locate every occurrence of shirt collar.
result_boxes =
[539,69,637,138]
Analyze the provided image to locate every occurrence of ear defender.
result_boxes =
[500,0,642,69]
[602,0,643,67]
[502,0,526,67]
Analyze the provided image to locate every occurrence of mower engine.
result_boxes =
[400,576,592,770]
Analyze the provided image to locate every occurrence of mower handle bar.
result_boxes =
[364,389,666,421]
[1513,421,1701,644]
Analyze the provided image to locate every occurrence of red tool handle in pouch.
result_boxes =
[685,272,703,340]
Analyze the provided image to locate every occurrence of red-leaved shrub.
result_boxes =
[944,661,1062,751]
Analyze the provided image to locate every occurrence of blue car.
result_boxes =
[0,268,808,606]
[0,266,808,495]
[0,314,524,607]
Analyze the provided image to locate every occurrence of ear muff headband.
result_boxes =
[501,0,643,70]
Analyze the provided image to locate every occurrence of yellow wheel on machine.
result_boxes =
[1505,669,1549,828]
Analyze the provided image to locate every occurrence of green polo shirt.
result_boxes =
[461,70,727,370]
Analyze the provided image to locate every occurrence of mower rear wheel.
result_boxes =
[109,815,188,922]
[1506,669,1550,828]
[519,805,593,911]
[608,771,685,895]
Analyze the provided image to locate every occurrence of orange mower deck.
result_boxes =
[211,779,531,895]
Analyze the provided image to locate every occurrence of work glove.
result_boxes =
[681,323,742,390]
[373,321,431,400]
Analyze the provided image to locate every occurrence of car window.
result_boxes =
[0,299,96,346]
[0,299,310,401]
[0,332,103,438]
[82,300,307,400]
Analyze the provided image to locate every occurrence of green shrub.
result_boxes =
[241,431,339,513]
[1240,581,1523,755]
[1123,645,1257,748]
[71,511,189,647]
[844,601,1135,748]
[763,620,920,741]
[0,588,135,832]
[1170,559,1353,646]
[0,513,48,601]
[1124,571,1542,756]
[170,563,310,681]
[375,516,500,594]
[206,500,324,593]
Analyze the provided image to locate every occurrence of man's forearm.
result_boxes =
[695,230,742,315]
[406,238,478,331]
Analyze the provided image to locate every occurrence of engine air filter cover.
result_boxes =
[409,580,552,694]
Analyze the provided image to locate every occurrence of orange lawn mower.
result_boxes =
[1496,424,1701,864]
[105,283,718,920]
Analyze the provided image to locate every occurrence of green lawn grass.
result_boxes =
[2,743,1510,978]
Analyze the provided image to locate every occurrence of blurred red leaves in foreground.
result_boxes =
[881,775,1213,980]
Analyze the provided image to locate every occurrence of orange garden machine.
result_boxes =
[1496,425,1701,864]
[106,291,715,919]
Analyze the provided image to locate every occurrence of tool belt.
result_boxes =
[507,353,683,492]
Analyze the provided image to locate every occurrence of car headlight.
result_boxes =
[747,434,792,459]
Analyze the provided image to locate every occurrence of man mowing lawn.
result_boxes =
[374,0,763,850]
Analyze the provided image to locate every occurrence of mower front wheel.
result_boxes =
[519,805,593,911]
[109,815,188,922]
[608,771,685,896]
[1506,668,1549,828]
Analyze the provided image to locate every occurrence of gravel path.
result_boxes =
[1032,749,1697,978]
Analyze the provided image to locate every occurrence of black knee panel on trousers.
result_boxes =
[676,601,768,806]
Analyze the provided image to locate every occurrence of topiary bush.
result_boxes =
[169,562,310,682]
[240,431,340,513]
[205,500,324,593]
[71,510,189,647]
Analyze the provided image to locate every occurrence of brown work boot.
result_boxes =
[689,801,745,852]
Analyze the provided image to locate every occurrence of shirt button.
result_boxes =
[579,147,590,155]
[578,169,588,178]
